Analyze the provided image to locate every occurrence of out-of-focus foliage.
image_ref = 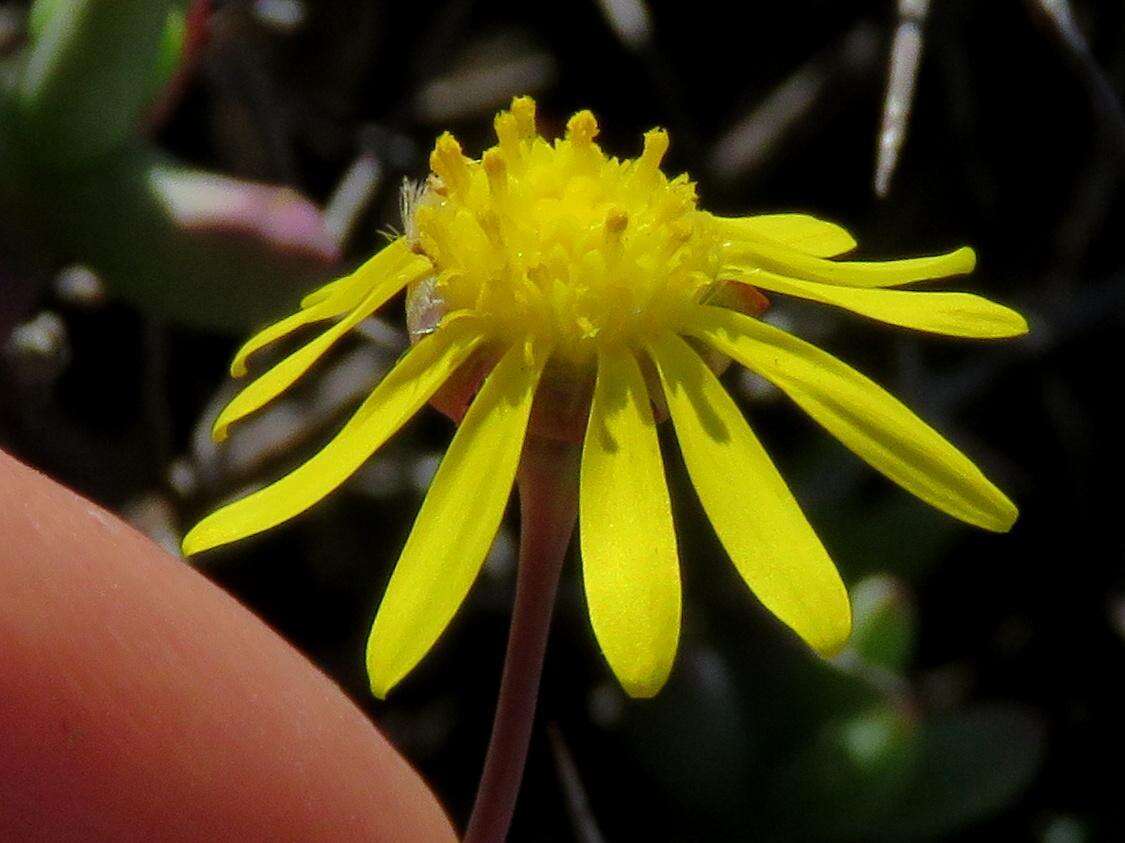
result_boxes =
[19,0,175,164]
[849,574,916,672]
[2,0,338,331]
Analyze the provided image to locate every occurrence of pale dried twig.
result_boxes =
[548,723,606,843]
[875,0,929,197]
[708,23,880,182]
[1027,0,1125,160]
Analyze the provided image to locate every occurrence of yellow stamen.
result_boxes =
[566,110,600,146]
[510,95,537,138]
[482,148,508,199]
[406,101,715,368]
[430,133,469,196]
[640,129,669,170]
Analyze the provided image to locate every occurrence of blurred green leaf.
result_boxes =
[772,703,921,838]
[847,574,916,672]
[149,7,187,105]
[874,704,1044,838]
[18,0,177,166]
[777,703,1043,840]
[28,0,185,98]
[27,0,64,35]
[621,646,755,826]
[24,146,338,332]
[0,86,15,178]
[712,622,882,757]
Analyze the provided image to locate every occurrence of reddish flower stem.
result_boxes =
[464,435,580,843]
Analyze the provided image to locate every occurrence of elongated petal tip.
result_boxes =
[181,505,267,557]
[789,571,851,659]
[211,409,235,443]
[955,245,977,274]
[981,496,1019,533]
[810,604,853,659]
[714,213,858,258]
[180,525,212,557]
[1006,309,1031,338]
[367,673,395,701]
[366,643,408,700]
[949,296,1028,339]
[954,472,1019,533]
[616,660,674,699]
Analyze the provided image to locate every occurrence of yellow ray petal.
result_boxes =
[297,278,350,310]
[735,270,1028,339]
[685,305,1018,532]
[723,239,976,289]
[580,349,680,698]
[367,342,547,698]
[213,254,433,442]
[298,239,425,310]
[649,332,850,657]
[182,323,484,556]
[228,301,339,380]
[711,214,857,258]
[232,238,423,377]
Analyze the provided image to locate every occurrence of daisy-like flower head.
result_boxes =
[184,97,1026,699]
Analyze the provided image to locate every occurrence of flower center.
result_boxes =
[405,98,721,371]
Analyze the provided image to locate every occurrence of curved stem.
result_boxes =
[464,435,580,843]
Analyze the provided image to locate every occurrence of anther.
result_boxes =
[494,112,524,161]
[510,96,537,138]
[605,207,629,237]
[477,208,504,246]
[566,110,599,146]
[483,149,508,198]
[640,129,669,170]
[667,219,693,242]
[430,133,469,195]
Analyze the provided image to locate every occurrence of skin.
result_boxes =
[0,449,457,842]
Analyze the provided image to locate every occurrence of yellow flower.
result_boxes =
[183,97,1025,700]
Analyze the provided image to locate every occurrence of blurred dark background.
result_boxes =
[2,0,1123,839]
